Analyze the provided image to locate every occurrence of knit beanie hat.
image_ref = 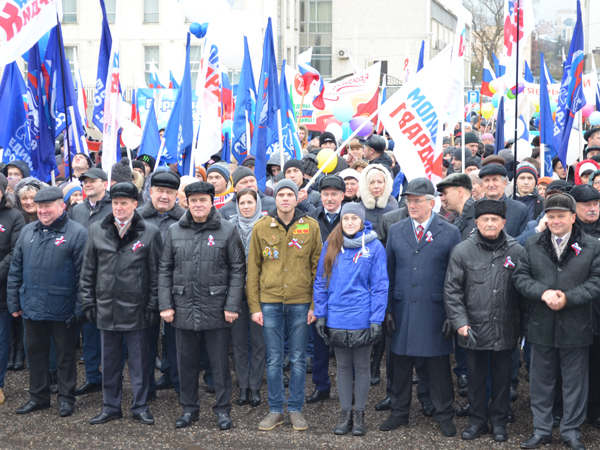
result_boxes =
[474,199,507,219]
[111,158,132,183]
[283,159,305,175]
[62,181,82,203]
[340,202,366,223]
[273,179,299,199]
[516,161,538,183]
[302,154,319,177]
[206,161,231,182]
[232,166,255,187]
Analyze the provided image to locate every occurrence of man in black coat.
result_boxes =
[444,199,523,443]
[514,193,600,450]
[158,181,245,431]
[363,135,393,175]
[69,168,113,397]
[80,182,162,426]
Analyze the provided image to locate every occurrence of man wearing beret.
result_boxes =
[363,135,393,175]
[137,171,186,398]
[444,199,523,442]
[218,166,276,220]
[80,182,162,425]
[514,193,600,450]
[7,187,88,417]
[159,181,245,430]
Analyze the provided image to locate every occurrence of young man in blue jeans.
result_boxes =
[247,180,322,432]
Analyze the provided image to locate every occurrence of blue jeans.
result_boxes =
[262,302,310,414]
[0,312,12,388]
[82,322,103,384]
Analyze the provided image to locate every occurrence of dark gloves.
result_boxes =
[315,318,328,341]
[65,315,78,328]
[145,309,159,327]
[383,312,395,338]
[84,307,96,324]
[370,323,382,344]
[467,328,478,350]
[442,318,454,340]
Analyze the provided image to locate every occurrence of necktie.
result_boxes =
[556,237,563,246]
[416,225,424,242]
[326,213,337,223]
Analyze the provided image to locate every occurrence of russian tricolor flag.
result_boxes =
[480,56,496,97]
[298,61,325,110]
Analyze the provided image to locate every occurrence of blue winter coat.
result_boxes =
[7,214,88,321]
[313,222,388,330]
[386,213,461,357]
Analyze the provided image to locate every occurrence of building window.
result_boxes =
[105,0,116,23]
[144,0,159,23]
[63,0,77,23]
[295,0,299,29]
[144,46,160,85]
[64,46,77,80]
[287,47,291,64]
[299,0,332,77]
[190,45,202,90]
[287,0,291,28]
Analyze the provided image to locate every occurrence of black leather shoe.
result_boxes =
[133,411,155,425]
[412,377,420,385]
[204,384,215,394]
[306,388,330,403]
[306,357,313,374]
[508,406,515,423]
[75,382,102,396]
[375,396,392,411]
[156,376,173,391]
[421,400,434,417]
[334,410,353,435]
[90,411,123,425]
[352,410,365,436]
[553,415,562,428]
[237,388,249,406]
[510,386,519,402]
[15,401,50,415]
[175,412,199,428]
[520,434,552,448]
[456,403,470,417]
[440,420,456,437]
[250,390,261,407]
[457,375,468,389]
[379,415,408,431]
[461,424,489,440]
[58,402,74,417]
[283,374,289,388]
[217,413,232,430]
[283,355,291,371]
[563,438,585,450]
[591,416,600,428]
[492,426,508,442]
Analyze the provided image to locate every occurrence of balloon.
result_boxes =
[517,82,524,94]
[189,22,209,39]
[532,97,540,112]
[506,88,516,100]
[534,117,540,127]
[332,100,354,123]
[323,117,342,128]
[465,104,470,111]
[473,104,480,112]
[178,0,229,23]
[503,118,526,141]
[481,103,494,120]
[342,122,351,140]
[550,100,558,113]
[222,119,232,135]
[317,148,338,174]
[208,11,262,70]
[515,139,532,160]
[491,93,500,108]
[582,104,595,118]
[590,111,600,126]
[489,79,499,94]
[121,120,143,149]
[349,116,372,137]
[325,123,343,143]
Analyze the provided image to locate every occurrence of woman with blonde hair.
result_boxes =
[358,164,398,231]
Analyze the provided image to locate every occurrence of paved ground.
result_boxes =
[0,348,599,450]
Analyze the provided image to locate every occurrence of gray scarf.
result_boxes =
[342,230,378,249]
[235,192,263,242]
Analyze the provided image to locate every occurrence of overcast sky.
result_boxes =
[533,0,577,22]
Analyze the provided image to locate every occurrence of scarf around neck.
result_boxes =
[235,193,263,242]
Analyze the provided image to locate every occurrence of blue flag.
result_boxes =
[92,0,113,130]
[163,33,193,174]
[0,63,32,172]
[170,71,180,90]
[417,40,425,72]
[278,60,302,161]
[138,98,161,159]
[250,18,280,191]
[554,0,586,168]
[524,60,534,82]
[492,52,505,78]
[539,52,555,176]
[231,36,256,165]
[494,95,505,155]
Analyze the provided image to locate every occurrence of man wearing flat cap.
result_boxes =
[438,173,476,241]
[514,193,600,450]
[584,127,600,150]
[7,186,88,417]
[80,182,162,426]
[159,181,245,431]
[444,199,523,443]
[363,135,393,174]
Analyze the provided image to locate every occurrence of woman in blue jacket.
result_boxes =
[313,203,388,436]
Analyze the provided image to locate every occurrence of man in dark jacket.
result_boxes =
[69,168,113,396]
[158,181,245,431]
[218,167,276,220]
[513,162,544,221]
[514,193,600,450]
[137,171,185,397]
[363,135,393,175]
[7,187,88,417]
[444,199,523,443]
[0,173,25,404]
[437,173,477,240]
[380,178,461,437]
[80,182,162,426]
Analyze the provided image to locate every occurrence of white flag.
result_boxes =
[445,14,466,131]
[102,33,122,184]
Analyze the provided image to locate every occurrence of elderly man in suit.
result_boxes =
[380,178,462,438]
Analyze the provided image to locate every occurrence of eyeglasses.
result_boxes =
[406,199,430,205]
[593,181,600,187]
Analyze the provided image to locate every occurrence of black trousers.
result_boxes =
[25,319,77,406]
[389,352,454,422]
[176,327,231,415]
[465,349,512,428]
[588,335,600,421]
[231,301,265,390]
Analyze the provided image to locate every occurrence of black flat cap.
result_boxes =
[110,182,138,199]
[151,171,180,190]
[585,145,600,156]
[365,135,386,153]
[479,163,508,178]
[570,184,600,203]
[319,175,346,192]
[545,193,576,213]
[185,181,215,202]
[546,179,573,194]
[584,127,600,142]
[401,178,437,197]
[79,168,108,182]
[436,173,473,192]
[34,186,64,203]
[474,198,506,219]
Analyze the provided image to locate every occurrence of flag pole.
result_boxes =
[513,2,521,195]
[297,89,307,130]
[540,143,545,177]
[56,20,74,181]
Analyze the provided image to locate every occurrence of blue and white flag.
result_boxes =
[231,36,256,165]
[93,0,113,130]
[138,98,161,159]
[539,52,555,175]
[278,60,302,161]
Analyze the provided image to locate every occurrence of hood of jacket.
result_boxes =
[358,164,394,210]
[13,177,46,212]
[5,160,31,179]
[575,159,600,185]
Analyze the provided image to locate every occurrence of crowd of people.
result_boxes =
[1,121,600,450]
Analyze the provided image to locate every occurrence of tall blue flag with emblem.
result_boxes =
[417,40,425,72]
[0,63,31,171]
[250,18,280,191]
[553,0,586,168]
[93,0,113,130]
[231,36,256,165]
[162,33,193,174]
[539,52,555,176]
[494,95,505,155]
[279,60,302,160]
[138,98,161,159]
